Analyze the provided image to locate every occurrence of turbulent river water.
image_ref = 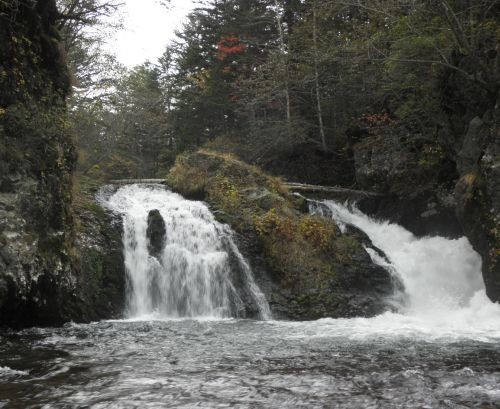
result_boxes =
[1,185,500,408]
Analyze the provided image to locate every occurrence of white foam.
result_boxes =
[0,366,29,376]
[308,201,500,341]
[100,184,270,320]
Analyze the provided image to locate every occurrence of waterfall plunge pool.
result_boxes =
[1,185,500,408]
[1,318,500,408]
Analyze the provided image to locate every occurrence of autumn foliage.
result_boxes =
[359,112,395,127]
[216,36,246,61]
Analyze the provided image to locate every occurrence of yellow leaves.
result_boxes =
[254,210,336,253]
[254,208,295,240]
[254,208,279,235]
[0,107,6,116]
[211,174,240,210]
[266,175,287,195]
[299,216,336,250]
[418,144,444,168]
[489,226,499,240]
[187,69,211,92]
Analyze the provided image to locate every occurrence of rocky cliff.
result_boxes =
[0,0,76,326]
[0,1,124,327]
[453,104,499,302]
[72,181,125,321]
[352,99,499,303]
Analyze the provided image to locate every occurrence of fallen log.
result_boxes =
[108,179,168,185]
[284,182,380,200]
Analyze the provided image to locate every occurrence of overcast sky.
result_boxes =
[107,0,196,67]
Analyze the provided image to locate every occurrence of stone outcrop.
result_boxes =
[167,150,396,320]
[454,106,500,302]
[352,126,462,238]
[73,188,125,321]
[146,210,166,257]
[350,102,499,303]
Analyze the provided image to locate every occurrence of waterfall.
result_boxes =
[310,200,500,331]
[101,184,271,320]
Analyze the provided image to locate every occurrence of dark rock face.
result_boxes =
[231,221,395,320]
[146,210,166,257]
[0,0,77,327]
[350,101,500,303]
[454,108,500,302]
[74,201,126,321]
[0,2,126,327]
[353,127,463,238]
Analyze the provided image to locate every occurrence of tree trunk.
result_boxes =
[312,0,327,152]
[273,0,292,137]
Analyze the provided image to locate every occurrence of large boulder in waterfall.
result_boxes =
[166,150,396,320]
[146,209,166,257]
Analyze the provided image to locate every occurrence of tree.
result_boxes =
[112,0,499,180]
[161,0,278,151]
[56,0,124,104]
[273,0,292,137]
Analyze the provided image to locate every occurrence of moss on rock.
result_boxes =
[0,0,77,327]
[167,149,394,319]
[72,179,125,320]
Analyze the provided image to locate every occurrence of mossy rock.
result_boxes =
[167,149,394,319]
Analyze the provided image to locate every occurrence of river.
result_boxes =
[1,317,500,408]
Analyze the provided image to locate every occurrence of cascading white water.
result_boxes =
[101,184,271,320]
[309,200,500,337]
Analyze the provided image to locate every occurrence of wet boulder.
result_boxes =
[147,210,166,257]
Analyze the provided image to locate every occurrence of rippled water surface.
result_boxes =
[1,318,500,408]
